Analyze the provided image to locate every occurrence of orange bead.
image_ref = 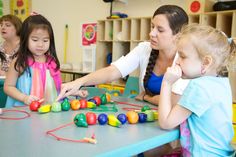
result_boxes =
[106,93,111,102]
[70,100,80,110]
[126,111,139,124]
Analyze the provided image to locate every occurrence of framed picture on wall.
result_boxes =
[10,0,32,21]
[82,23,97,46]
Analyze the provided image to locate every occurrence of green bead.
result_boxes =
[61,99,70,111]
[144,110,154,122]
[100,94,107,105]
[141,105,151,112]
[51,102,62,112]
[74,113,88,127]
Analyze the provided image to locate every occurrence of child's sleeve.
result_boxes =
[172,78,190,95]
[178,80,212,117]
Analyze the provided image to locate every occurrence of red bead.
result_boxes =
[29,101,41,111]
[86,112,97,125]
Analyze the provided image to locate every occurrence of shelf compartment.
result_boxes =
[232,12,236,38]
[105,20,113,41]
[112,41,130,62]
[140,18,151,41]
[97,21,105,41]
[188,14,200,23]
[96,41,112,69]
[201,13,217,28]
[216,12,233,37]
[113,19,122,41]
[122,19,131,41]
[131,19,141,40]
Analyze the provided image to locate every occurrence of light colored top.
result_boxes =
[0,42,19,72]
[112,41,189,95]
[5,56,62,107]
[179,76,234,157]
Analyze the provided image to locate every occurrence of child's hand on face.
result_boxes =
[163,65,182,85]
[23,95,39,105]
[78,90,88,98]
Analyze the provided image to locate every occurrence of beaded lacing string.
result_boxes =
[46,121,97,144]
[0,109,30,120]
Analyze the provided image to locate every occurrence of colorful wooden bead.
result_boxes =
[79,99,87,109]
[61,98,70,111]
[87,102,96,109]
[70,99,80,110]
[144,110,155,122]
[126,111,139,124]
[108,114,121,127]
[74,113,88,127]
[141,105,151,112]
[51,102,62,112]
[29,101,41,111]
[98,113,108,125]
[138,113,147,123]
[93,96,101,106]
[86,112,97,125]
[117,113,127,124]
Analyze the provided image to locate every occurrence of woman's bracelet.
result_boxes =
[143,94,146,101]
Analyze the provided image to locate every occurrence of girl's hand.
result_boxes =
[135,91,145,101]
[163,65,182,85]
[23,95,39,105]
[56,80,82,101]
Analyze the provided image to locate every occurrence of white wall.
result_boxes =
[3,0,186,68]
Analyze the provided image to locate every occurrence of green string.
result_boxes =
[90,103,118,112]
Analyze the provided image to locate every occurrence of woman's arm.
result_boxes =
[56,65,122,100]
[136,90,181,106]
[135,92,159,105]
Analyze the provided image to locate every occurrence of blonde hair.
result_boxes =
[176,23,236,76]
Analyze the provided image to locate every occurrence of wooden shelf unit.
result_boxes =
[189,10,236,37]
[96,10,236,85]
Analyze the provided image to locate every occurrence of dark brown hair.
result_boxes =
[143,5,188,95]
[14,14,60,75]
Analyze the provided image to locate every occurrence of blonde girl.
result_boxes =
[159,24,236,156]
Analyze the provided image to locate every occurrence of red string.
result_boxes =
[46,122,96,144]
[13,104,29,108]
[114,100,158,111]
[0,109,30,120]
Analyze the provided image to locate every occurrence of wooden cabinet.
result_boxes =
[96,17,151,85]
[189,10,236,37]
[96,10,236,85]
